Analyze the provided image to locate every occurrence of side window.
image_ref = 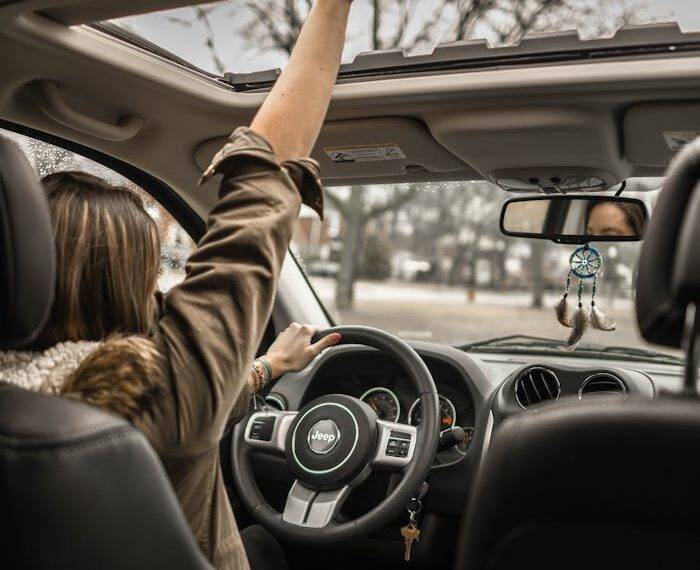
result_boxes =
[0,128,195,291]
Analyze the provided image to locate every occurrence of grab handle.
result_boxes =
[35,80,144,142]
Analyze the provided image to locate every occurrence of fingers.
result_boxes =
[300,324,316,336]
[287,322,315,336]
[310,331,342,355]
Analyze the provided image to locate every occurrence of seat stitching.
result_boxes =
[0,425,140,454]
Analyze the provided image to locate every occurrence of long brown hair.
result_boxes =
[33,171,161,349]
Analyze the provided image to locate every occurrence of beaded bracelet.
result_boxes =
[260,357,273,380]
[251,357,273,392]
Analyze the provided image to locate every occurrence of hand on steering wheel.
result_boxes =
[232,326,440,545]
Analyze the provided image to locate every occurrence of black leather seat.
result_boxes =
[455,140,700,569]
[455,397,700,570]
[0,136,211,569]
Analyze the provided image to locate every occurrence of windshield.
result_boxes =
[104,0,700,75]
[291,178,680,360]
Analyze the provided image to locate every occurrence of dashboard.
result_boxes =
[224,337,683,569]
[296,350,477,467]
[250,339,681,517]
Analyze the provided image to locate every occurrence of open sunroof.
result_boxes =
[98,0,700,87]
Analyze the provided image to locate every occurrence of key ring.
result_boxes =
[407,497,422,525]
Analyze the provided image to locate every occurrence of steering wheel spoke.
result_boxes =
[371,419,418,469]
[282,480,350,527]
[244,410,297,454]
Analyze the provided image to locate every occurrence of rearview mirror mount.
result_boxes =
[500,195,648,244]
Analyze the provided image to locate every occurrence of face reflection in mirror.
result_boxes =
[585,202,644,237]
[500,196,647,243]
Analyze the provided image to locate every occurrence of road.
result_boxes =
[309,277,653,350]
[161,269,668,355]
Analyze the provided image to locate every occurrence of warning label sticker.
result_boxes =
[324,143,406,163]
[663,131,700,151]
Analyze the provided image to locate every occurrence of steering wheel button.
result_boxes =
[259,422,275,442]
[249,417,276,442]
[390,430,412,440]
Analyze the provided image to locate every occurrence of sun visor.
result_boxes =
[194,118,469,183]
[428,107,630,191]
[624,102,700,168]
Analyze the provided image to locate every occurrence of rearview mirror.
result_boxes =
[500,195,647,244]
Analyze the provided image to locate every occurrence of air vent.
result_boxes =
[514,367,561,408]
[579,373,627,399]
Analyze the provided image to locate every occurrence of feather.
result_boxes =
[555,295,571,327]
[565,306,588,347]
[589,305,616,331]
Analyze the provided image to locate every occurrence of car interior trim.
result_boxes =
[0,119,205,240]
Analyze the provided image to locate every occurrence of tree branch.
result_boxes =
[244,1,296,54]
[454,0,498,40]
[408,0,452,48]
[371,0,383,50]
[387,0,412,48]
[325,188,350,219]
[364,187,418,221]
[500,0,565,44]
[193,6,226,74]
[284,0,305,37]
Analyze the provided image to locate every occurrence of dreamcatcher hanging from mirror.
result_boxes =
[555,244,615,347]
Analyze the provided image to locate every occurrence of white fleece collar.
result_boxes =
[0,341,100,393]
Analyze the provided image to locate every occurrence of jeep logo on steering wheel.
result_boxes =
[307,419,340,454]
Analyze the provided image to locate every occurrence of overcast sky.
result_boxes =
[119,0,700,74]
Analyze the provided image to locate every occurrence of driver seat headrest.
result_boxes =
[0,136,55,349]
[636,138,700,348]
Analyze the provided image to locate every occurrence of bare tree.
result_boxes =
[165,3,243,74]
[327,184,417,309]
[399,181,504,287]
[236,0,649,57]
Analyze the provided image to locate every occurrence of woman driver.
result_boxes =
[0,1,353,568]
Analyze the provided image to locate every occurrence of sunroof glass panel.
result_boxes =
[105,0,700,76]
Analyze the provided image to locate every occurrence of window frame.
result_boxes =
[0,119,205,242]
[288,247,337,327]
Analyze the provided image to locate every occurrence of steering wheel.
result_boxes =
[232,326,440,545]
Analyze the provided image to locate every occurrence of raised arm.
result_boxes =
[251,0,352,161]
[143,2,353,456]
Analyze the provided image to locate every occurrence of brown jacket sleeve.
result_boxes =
[139,127,322,457]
